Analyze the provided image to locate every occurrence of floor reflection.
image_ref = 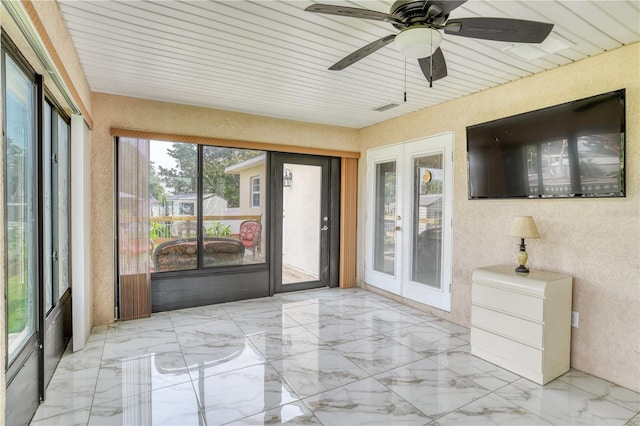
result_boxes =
[31,288,640,426]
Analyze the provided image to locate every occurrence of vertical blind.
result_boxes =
[117,137,151,320]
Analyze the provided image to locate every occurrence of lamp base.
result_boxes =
[515,238,529,274]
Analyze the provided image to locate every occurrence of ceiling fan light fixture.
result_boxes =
[394,26,442,59]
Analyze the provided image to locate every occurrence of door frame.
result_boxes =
[365,133,454,311]
[269,153,340,294]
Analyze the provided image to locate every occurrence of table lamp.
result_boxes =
[509,216,540,274]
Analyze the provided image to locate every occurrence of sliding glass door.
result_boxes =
[117,140,343,312]
[3,38,73,424]
[42,100,72,389]
[3,39,40,426]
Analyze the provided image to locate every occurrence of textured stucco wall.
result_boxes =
[27,0,92,117]
[357,43,640,392]
[90,93,359,324]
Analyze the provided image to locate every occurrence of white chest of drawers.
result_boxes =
[470,265,573,385]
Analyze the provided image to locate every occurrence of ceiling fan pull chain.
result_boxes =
[429,57,434,87]
[429,32,434,88]
[404,57,407,102]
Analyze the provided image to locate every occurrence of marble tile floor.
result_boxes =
[31,287,640,426]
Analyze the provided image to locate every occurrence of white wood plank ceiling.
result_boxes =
[56,0,640,129]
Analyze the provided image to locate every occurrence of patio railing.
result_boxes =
[149,214,261,245]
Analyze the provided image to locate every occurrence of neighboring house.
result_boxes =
[224,154,267,254]
[149,195,163,217]
[163,193,228,217]
[224,154,266,217]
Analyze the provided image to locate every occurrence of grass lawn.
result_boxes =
[8,271,29,334]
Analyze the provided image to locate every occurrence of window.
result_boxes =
[43,100,71,311]
[201,146,264,267]
[251,176,261,208]
[146,140,198,272]
[136,140,266,273]
[3,47,37,363]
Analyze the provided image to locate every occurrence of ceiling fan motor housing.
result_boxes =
[390,1,449,29]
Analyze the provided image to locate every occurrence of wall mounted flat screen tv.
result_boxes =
[466,89,625,199]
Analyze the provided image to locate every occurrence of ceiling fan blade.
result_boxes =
[418,48,448,83]
[329,34,396,71]
[305,4,405,26]
[423,1,467,18]
[445,17,553,43]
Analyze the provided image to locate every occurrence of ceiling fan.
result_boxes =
[305,1,554,86]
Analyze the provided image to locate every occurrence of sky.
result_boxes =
[150,140,177,171]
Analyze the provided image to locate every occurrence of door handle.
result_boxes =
[320,226,329,231]
[394,226,401,231]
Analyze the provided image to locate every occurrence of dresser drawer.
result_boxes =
[472,283,544,321]
[471,305,544,348]
[471,327,543,373]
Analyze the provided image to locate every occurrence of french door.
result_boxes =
[270,153,340,293]
[365,133,453,311]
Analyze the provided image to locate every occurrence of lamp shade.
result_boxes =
[509,216,540,239]
[394,26,442,59]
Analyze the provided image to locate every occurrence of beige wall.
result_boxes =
[357,43,640,392]
[91,93,359,324]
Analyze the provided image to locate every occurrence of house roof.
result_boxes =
[225,154,267,174]
[57,0,640,129]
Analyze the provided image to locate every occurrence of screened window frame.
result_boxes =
[123,140,269,276]
[111,127,360,289]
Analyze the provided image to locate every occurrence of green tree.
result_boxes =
[157,143,197,194]
[157,143,262,207]
[202,146,262,207]
[149,162,166,202]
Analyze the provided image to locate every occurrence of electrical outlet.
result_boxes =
[571,311,579,328]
